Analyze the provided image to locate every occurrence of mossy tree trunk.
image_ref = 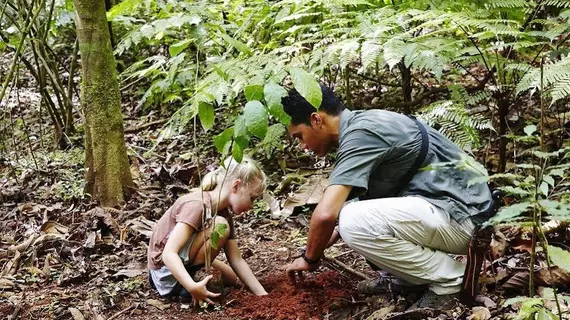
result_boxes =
[73,0,133,206]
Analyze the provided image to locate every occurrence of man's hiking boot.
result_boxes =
[357,274,426,295]
[408,290,459,310]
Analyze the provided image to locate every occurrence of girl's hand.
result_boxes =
[188,275,220,308]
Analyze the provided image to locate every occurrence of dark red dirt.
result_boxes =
[224,270,358,320]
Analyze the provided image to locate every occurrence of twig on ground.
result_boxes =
[323,256,370,280]
[107,303,137,320]
[383,307,442,320]
[124,119,168,133]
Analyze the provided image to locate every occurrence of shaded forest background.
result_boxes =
[1,0,570,319]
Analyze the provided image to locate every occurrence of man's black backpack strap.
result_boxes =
[397,115,430,194]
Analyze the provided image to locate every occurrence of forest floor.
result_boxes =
[1,55,570,320]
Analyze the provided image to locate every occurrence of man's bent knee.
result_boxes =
[338,202,365,246]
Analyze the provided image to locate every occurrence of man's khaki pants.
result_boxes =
[338,196,475,295]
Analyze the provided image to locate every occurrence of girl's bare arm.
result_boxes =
[163,222,219,302]
[224,239,267,295]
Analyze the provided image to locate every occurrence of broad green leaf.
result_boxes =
[211,223,228,250]
[169,39,192,57]
[219,32,252,56]
[517,163,541,170]
[234,115,250,147]
[468,175,489,186]
[543,175,555,187]
[519,298,544,316]
[549,168,565,177]
[261,124,286,156]
[232,142,244,163]
[548,245,570,273]
[541,287,555,299]
[499,186,531,197]
[524,124,537,136]
[539,200,570,217]
[214,127,234,154]
[211,230,220,250]
[244,85,264,101]
[198,102,214,131]
[503,296,536,307]
[244,101,268,139]
[289,67,322,110]
[540,182,549,196]
[264,82,291,125]
[534,150,562,159]
[489,202,532,224]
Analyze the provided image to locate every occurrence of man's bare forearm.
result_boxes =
[304,185,351,261]
[305,212,337,260]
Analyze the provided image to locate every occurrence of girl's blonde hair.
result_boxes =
[201,156,267,193]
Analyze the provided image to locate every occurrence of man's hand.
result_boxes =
[285,257,319,284]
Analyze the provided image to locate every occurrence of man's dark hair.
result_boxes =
[282,84,346,125]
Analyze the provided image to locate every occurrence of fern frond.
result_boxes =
[485,0,533,9]
[550,76,570,102]
[528,23,570,40]
[467,90,493,105]
[418,100,492,150]
[516,56,570,95]
[543,0,570,8]
[360,39,382,72]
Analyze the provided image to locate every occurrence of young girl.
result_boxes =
[148,156,268,306]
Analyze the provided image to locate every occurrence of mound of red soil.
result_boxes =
[224,271,358,320]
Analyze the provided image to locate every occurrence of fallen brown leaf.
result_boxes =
[147,299,170,310]
[467,306,491,320]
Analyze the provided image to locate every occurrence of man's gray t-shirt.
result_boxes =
[329,109,493,225]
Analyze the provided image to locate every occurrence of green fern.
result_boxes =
[418,85,494,151]
[516,55,570,98]
[543,0,570,8]
[486,0,533,9]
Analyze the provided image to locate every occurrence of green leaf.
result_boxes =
[234,115,250,147]
[289,67,322,110]
[244,85,264,102]
[219,32,252,56]
[540,182,549,196]
[211,231,220,250]
[211,222,228,250]
[169,39,192,57]
[489,202,532,224]
[524,124,537,136]
[260,124,286,156]
[517,163,541,170]
[534,150,561,159]
[264,82,291,125]
[214,127,234,154]
[548,245,570,273]
[539,200,570,217]
[503,296,535,307]
[232,142,244,163]
[549,168,565,177]
[543,175,555,187]
[244,101,268,139]
[499,186,531,197]
[468,175,489,186]
[198,102,215,131]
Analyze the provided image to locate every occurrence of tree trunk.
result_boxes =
[73,0,133,206]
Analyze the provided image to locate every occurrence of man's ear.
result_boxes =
[310,112,322,127]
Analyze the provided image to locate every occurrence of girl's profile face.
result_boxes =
[229,179,263,215]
